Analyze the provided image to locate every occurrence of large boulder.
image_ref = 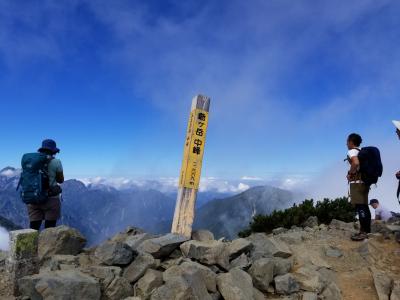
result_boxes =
[229,253,251,270]
[123,252,156,283]
[180,240,229,270]
[274,273,300,294]
[164,261,217,293]
[293,266,326,293]
[124,233,155,251]
[192,230,215,241]
[247,234,292,259]
[38,226,86,260]
[216,268,254,300]
[136,269,164,299]
[137,233,189,259]
[371,268,392,300]
[248,258,275,292]
[151,271,211,300]
[226,238,253,261]
[19,270,101,300]
[94,241,134,266]
[81,265,122,289]
[104,276,134,300]
[273,257,294,276]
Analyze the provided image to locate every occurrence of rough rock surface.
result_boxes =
[19,270,101,300]
[95,241,134,266]
[38,226,86,260]
[217,268,254,300]
[180,240,229,270]
[137,233,188,259]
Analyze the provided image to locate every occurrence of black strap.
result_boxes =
[397,180,400,203]
[16,176,22,191]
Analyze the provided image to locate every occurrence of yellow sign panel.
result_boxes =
[179,108,209,189]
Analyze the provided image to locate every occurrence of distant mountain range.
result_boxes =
[0,167,297,243]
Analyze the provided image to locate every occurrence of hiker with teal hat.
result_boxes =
[18,139,64,230]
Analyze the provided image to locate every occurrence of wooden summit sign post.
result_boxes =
[171,94,210,237]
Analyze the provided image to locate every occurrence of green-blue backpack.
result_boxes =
[17,152,51,204]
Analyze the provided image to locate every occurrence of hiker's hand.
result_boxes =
[396,171,400,180]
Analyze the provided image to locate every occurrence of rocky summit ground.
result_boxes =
[0,218,399,300]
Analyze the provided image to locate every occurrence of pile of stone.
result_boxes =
[5,217,399,300]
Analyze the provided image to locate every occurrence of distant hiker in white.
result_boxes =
[393,120,400,201]
[369,199,392,222]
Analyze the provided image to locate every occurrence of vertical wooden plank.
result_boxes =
[171,95,210,237]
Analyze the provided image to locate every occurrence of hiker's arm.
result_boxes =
[56,171,64,184]
[347,156,360,180]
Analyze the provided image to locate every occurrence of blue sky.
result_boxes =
[1,0,399,182]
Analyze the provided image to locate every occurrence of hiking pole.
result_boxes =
[397,180,400,205]
[171,95,210,238]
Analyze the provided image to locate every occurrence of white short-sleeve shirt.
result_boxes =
[347,149,362,183]
[375,205,392,221]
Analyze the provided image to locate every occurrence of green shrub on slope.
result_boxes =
[238,197,355,237]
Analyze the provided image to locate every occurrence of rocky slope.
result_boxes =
[0,218,399,300]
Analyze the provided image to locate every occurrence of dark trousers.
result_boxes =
[30,220,57,230]
[355,204,371,233]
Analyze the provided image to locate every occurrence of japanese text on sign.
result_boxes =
[179,109,209,189]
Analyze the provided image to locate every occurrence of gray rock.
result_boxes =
[371,268,392,300]
[391,280,400,300]
[248,258,275,292]
[273,227,288,235]
[136,269,163,300]
[123,252,156,283]
[329,219,354,231]
[273,257,294,276]
[278,231,305,245]
[38,226,86,260]
[80,265,122,289]
[45,255,79,271]
[19,270,101,300]
[164,261,217,293]
[95,241,134,266]
[275,273,300,294]
[211,291,222,300]
[180,240,229,270]
[151,271,212,300]
[226,238,253,261]
[325,247,343,258]
[302,292,318,300]
[303,216,318,228]
[320,282,342,300]
[138,233,188,259]
[192,230,215,241]
[247,234,292,259]
[293,266,325,293]
[124,233,155,251]
[216,268,254,300]
[253,288,266,300]
[229,253,251,270]
[105,276,134,300]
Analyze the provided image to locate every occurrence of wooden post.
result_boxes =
[171,95,210,238]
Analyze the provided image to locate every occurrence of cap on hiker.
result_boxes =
[369,199,379,205]
[393,120,400,131]
[38,139,60,154]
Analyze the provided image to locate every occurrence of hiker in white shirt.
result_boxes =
[369,199,392,222]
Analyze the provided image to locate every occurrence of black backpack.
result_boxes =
[358,147,383,186]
